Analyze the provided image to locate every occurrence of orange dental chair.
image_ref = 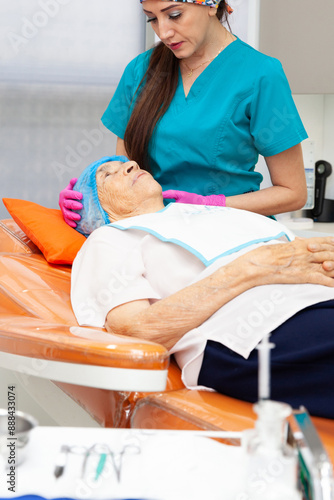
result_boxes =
[1,198,333,467]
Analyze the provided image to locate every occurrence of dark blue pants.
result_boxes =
[198,300,334,419]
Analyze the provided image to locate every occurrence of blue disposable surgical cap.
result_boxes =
[73,155,129,237]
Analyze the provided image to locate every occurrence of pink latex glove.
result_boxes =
[163,190,226,207]
[59,178,83,228]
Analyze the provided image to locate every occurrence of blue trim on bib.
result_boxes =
[109,224,292,266]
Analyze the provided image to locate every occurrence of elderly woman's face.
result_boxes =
[96,160,162,220]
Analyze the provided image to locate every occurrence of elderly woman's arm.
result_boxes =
[105,237,334,350]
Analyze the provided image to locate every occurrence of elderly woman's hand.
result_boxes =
[238,236,334,288]
[306,238,334,272]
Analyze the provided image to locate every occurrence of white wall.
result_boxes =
[229,0,260,48]
[323,96,334,199]
[0,0,144,85]
[289,95,334,201]
[256,94,334,206]
[0,0,146,220]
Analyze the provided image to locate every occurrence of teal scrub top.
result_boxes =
[101,37,308,197]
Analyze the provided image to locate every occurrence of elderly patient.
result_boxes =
[71,156,334,418]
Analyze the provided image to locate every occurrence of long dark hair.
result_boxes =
[124,1,230,171]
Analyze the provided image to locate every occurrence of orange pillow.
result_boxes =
[2,198,86,265]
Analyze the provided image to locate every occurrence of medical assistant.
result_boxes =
[71,205,334,392]
[101,37,308,197]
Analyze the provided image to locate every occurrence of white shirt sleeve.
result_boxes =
[71,226,161,327]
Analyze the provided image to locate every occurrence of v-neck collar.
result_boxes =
[178,37,241,101]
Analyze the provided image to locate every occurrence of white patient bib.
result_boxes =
[109,204,294,266]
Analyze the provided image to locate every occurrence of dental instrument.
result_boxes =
[110,444,141,483]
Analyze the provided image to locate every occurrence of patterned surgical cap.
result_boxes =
[140,0,233,13]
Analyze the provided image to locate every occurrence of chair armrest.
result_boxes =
[0,315,169,392]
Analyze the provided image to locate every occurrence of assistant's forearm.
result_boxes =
[226,185,307,216]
